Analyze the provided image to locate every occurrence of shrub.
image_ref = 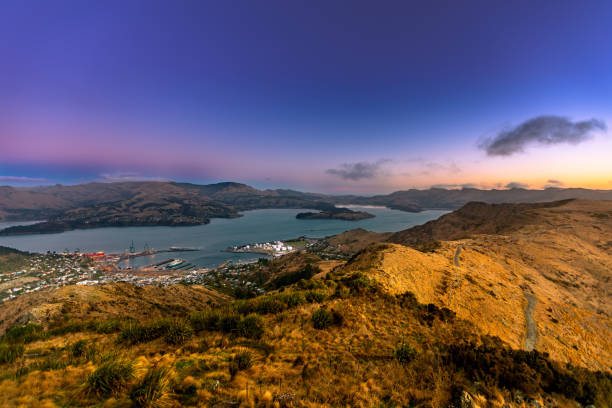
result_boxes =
[254,297,286,314]
[120,319,193,345]
[130,366,172,408]
[3,323,43,343]
[0,343,24,364]
[269,264,321,289]
[304,290,328,303]
[219,313,241,334]
[48,321,88,336]
[277,292,306,308]
[163,319,193,346]
[71,339,87,357]
[228,351,252,377]
[239,314,265,339]
[312,308,332,330]
[341,273,375,293]
[119,322,158,344]
[331,308,344,326]
[94,318,128,334]
[189,310,221,331]
[394,344,416,364]
[36,356,68,371]
[84,360,134,397]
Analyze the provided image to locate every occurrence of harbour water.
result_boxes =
[0,207,448,268]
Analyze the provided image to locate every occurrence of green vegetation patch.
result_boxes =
[130,366,172,408]
[268,263,322,289]
[119,318,193,345]
[84,360,134,398]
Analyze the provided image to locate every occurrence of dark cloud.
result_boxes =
[480,116,606,156]
[326,159,389,181]
[505,182,529,189]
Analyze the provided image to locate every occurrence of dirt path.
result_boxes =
[523,292,538,351]
[454,244,463,266]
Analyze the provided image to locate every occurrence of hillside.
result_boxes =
[0,246,31,273]
[0,270,610,407]
[356,199,612,371]
[0,283,230,336]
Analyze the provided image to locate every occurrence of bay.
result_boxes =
[0,207,447,268]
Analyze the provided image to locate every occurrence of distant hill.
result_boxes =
[341,199,612,371]
[1,181,612,234]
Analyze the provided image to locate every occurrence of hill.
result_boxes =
[0,246,31,273]
[367,199,612,371]
[2,181,612,234]
[0,273,610,407]
[0,200,611,406]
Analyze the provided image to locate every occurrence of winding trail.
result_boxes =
[454,244,463,266]
[454,242,538,352]
[523,292,538,351]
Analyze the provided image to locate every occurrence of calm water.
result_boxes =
[0,207,447,268]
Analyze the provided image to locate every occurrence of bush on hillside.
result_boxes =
[312,308,333,330]
[3,323,44,343]
[228,351,252,377]
[239,314,265,339]
[269,264,321,289]
[130,366,173,408]
[394,344,416,364]
[163,319,194,345]
[119,318,192,345]
[71,340,87,357]
[0,343,24,364]
[84,360,134,397]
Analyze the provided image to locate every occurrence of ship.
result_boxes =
[166,259,184,268]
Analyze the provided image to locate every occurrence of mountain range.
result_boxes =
[1,181,612,235]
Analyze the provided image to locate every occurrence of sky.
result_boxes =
[1,0,611,193]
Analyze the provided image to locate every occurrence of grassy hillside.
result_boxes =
[0,199,610,407]
[0,271,609,407]
[0,246,30,273]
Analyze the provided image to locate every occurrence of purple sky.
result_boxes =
[1,1,611,193]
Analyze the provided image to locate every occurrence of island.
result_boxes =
[296,205,374,221]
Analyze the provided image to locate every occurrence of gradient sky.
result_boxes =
[1,0,611,193]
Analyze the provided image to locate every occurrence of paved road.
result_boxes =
[523,292,538,351]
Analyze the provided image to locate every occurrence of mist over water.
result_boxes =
[0,207,448,268]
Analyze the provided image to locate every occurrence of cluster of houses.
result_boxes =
[0,254,100,302]
[231,240,294,256]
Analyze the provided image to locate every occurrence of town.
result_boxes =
[0,239,312,302]
[226,240,297,255]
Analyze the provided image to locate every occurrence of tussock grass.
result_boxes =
[0,343,24,364]
[119,318,193,345]
[189,311,265,339]
[228,351,252,378]
[84,359,134,398]
[130,366,173,408]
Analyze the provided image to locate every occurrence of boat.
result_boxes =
[166,259,184,268]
